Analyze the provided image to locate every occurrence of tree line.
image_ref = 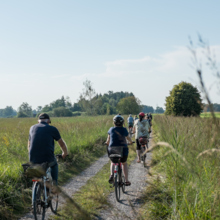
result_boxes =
[0,80,165,118]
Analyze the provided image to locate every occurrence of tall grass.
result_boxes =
[142,115,220,219]
[0,116,112,219]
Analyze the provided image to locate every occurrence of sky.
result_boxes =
[0,0,220,110]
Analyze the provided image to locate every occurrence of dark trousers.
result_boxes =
[51,163,58,185]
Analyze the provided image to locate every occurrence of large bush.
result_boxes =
[117,96,140,114]
[165,81,203,116]
[53,107,72,117]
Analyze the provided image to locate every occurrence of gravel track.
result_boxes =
[96,139,152,220]
[19,154,109,220]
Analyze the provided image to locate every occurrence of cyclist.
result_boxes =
[28,113,68,185]
[148,112,153,120]
[134,115,138,121]
[146,113,152,128]
[127,114,134,130]
[133,112,151,163]
[105,115,133,186]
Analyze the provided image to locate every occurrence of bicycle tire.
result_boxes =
[33,182,45,220]
[114,167,120,202]
[121,173,126,193]
[50,182,58,214]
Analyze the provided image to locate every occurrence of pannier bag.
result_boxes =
[22,162,49,178]
[108,146,124,163]
[139,137,148,145]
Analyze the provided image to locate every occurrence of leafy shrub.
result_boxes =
[53,107,72,117]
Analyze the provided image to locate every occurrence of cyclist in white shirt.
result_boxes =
[133,112,150,163]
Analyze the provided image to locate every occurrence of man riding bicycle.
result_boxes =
[28,113,68,185]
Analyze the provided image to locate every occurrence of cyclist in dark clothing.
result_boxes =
[28,113,68,184]
[105,115,133,186]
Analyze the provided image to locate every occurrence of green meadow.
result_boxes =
[201,112,220,118]
[0,116,112,219]
[141,115,220,219]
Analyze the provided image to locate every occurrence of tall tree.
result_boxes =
[18,102,33,117]
[165,81,203,116]
[78,80,98,115]
[117,96,141,114]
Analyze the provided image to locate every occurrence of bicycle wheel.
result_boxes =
[50,182,58,213]
[114,168,120,202]
[121,172,126,193]
[33,182,45,220]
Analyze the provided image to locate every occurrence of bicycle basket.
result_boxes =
[108,146,124,163]
[22,162,49,178]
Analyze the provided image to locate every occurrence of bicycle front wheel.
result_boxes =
[114,169,121,202]
[33,182,45,220]
[50,182,58,213]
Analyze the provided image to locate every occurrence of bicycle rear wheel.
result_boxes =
[114,168,121,202]
[33,182,45,220]
[121,172,126,193]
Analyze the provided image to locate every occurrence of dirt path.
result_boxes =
[96,140,152,220]
[20,154,109,220]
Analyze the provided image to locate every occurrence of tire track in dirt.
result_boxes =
[96,139,152,220]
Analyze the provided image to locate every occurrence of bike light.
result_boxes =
[32,179,39,182]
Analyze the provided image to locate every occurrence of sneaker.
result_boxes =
[108,175,114,184]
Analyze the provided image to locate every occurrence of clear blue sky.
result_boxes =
[0,0,220,110]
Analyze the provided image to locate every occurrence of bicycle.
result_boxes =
[22,154,67,220]
[128,124,133,138]
[107,146,126,202]
[139,137,149,167]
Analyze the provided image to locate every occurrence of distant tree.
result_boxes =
[78,80,98,115]
[165,81,203,116]
[3,106,15,117]
[117,96,141,114]
[204,103,220,112]
[141,105,154,113]
[155,106,165,114]
[18,102,33,117]
[53,107,72,117]
[65,96,72,109]
[17,111,28,118]
[50,96,66,109]
[42,105,52,112]
[71,103,82,112]
[36,106,42,113]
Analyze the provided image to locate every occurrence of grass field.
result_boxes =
[201,112,220,118]
[141,115,220,219]
[0,116,113,219]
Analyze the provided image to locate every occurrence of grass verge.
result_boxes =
[139,115,220,219]
[0,116,112,219]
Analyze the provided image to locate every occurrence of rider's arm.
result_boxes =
[27,140,30,152]
[126,136,133,144]
[106,134,110,145]
[57,138,68,159]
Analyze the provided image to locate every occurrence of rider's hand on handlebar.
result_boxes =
[62,152,68,159]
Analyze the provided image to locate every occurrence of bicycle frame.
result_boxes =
[113,162,122,181]
[32,167,52,207]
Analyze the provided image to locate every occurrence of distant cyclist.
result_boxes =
[133,112,151,163]
[127,114,134,128]
[134,115,138,121]
[148,112,153,120]
[105,115,133,186]
[28,113,68,184]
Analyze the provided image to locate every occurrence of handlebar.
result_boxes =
[56,154,69,159]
